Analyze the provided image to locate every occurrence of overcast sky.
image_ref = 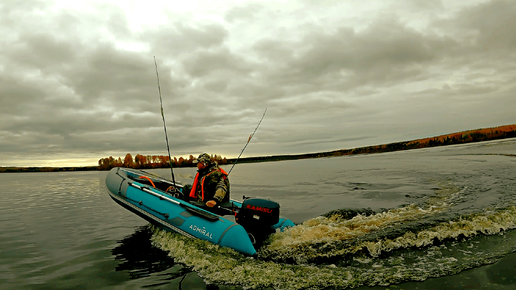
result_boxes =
[1,0,515,167]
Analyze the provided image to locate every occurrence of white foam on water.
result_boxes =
[151,205,516,289]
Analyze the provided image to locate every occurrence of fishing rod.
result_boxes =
[153,56,177,186]
[227,108,267,176]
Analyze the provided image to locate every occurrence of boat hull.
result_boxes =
[105,167,295,255]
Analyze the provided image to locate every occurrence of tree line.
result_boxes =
[228,124,516,163]
[0,166,98,173]
[98,124,516,169]
[2,124,515,173]
[97,153,229,170]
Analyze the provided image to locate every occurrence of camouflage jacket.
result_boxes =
[189,163,230,204]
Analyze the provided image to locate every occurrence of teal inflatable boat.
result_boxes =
[105,167,294,256]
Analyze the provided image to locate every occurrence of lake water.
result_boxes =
[2,138,516,289]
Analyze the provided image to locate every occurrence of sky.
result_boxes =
[1,0,515,167]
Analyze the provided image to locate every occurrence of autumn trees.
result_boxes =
[97,124,516,170]
[98,153,228,170]
[98,156,122,170]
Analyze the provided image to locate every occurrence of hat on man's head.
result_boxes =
[193,153,211,164]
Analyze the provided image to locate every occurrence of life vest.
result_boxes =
[189,168,228,201]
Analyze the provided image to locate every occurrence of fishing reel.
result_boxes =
[166,186,184,199]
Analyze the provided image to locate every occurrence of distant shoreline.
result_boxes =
[2,124,515,173]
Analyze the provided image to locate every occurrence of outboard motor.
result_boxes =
[236,198,280,247]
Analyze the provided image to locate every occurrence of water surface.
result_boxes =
[1,138,516,289]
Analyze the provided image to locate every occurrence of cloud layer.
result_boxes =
[1,0,515,166]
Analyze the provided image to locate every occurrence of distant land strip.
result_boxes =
[2,124,515,173]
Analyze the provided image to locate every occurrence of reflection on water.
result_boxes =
[112,225,240,290]
[112,225,179,279]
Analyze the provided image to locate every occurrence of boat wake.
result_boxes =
[151,182,516,289]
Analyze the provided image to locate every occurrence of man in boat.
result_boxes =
[188,153,230,208]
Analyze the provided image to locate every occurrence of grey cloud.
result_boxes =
[182,47,254,78]
[105,7,132,38]
[270,92,354,118]
[2,0,516,166]
[0,4,236,161]
[6,33,76,71]
[0,74,46,115]
[202,78,230,93]
[148,24,228,56]
[66,44,158,107]
[265,19,452,92]
[224,3,264,23]
[449,0,516,51]
[253,40,293,63]
[230,81,286,109]
[281,135,375,149]
[0,0,47,23]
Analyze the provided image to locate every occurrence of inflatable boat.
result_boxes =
[105,167,295,256]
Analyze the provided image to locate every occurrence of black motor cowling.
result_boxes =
[236,198,280,247]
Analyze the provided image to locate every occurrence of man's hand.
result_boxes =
[206,200,217,208]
